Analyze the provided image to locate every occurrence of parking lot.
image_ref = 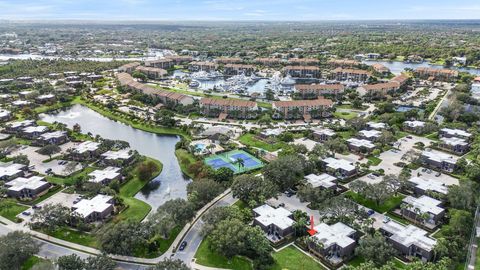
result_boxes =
[17,191,80,223]
[9,144,83,176]
[371,135,434,175]
[267,194,322,222]
[412,167,459,186]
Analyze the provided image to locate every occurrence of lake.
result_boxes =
[40,104,191,210]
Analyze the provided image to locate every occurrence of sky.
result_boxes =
[1,0,480,21]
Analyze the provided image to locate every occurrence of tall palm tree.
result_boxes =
[236,158,245,170]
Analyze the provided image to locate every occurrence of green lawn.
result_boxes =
[73,98,191,139]
[348,256,407,269]
[135,226,182,258]
[22,256,48,270]
[476,238,480,270]
[115,157,163,223]
[367,156,382,166]
[394,131,408,140]
[119,157,163,198]
[0,199,29,222]
[337,130,355,139]
[175,149,197,179]
[46,167,97,186]
[345,191,405,213]
[270,245,326,270]
[238,133,286,152]
[48,227,98,248]
[195,239,253,270]
[333,111,358,120]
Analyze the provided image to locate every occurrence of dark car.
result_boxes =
[179,241,187,251]
[367,209,375,216]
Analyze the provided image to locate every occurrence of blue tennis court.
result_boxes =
[204,150,264,174]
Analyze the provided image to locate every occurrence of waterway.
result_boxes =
[40,104,191,210]
[363,60,480,75]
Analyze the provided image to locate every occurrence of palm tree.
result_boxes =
[236,158,245,171]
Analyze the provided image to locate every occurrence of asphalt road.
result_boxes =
[171,193,236,264]
[0,192,237,269]
[0,223,147,269]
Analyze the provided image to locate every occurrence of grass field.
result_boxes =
[73,98,191,139]
[348,256,407,269]
[238,133,286,152]
[367,156,382,166]
[270,245,326,270]
[22,256,48,270]
[195,239,253,270]
[175,149,198,179]
[116,157,163,222]
[0,199,29,222]
[333,111,358,120]
[48,227,98,248]
[345,191,405,213]
[46,167,96,186]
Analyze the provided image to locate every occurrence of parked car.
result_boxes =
[435,172,442,177]
[383,216,391,223]
[22,211,31,216]
[179,241,187,251]
[367,209,375,216]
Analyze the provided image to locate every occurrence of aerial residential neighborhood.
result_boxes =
[0,1,480,270]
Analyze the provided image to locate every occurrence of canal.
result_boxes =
[40,104,191,210]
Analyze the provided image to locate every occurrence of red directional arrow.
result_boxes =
[307,215,317,236]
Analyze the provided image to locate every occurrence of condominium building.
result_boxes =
[295,84,344,98]
[420,149,459,172]
[401,195,445,226]
[72,195,114,223]
[322,157,357,178]
[144,58,174,69]
[5,176,50,199]
[272,98,333,120]
[380,221,437,261]
[331,68,371,82]
[188,61,218,72]
[199,98,258,119]
[414,67,458,81]
[284,66,321,78]
[308,222,358,266]
[135,66,168,80]
[253,204,294,243]
[116,73,194,106]
[224,64,255,76]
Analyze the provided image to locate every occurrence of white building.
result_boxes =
[420,149,458,172]
[358,129,381,141]
[304,173,337,190]
[367,121,387,130]
[88,167,121,185]
[5,176,50,198]
[401,195,445,225]
[0,162,26,180]
[381,221,437,261]
[253,204,294,242]
[322,157,357,178]
[439,128,472,140]
[101,149,134,164]
[408,176,449,196]
[73,195,114,222]
[347,138,376,152]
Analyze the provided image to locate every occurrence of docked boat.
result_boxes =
[189,81,200,88]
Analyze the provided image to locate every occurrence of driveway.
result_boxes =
[267,194,321,222]
[371,135,434,175]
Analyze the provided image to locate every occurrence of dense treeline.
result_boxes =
[0,59,126,79]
